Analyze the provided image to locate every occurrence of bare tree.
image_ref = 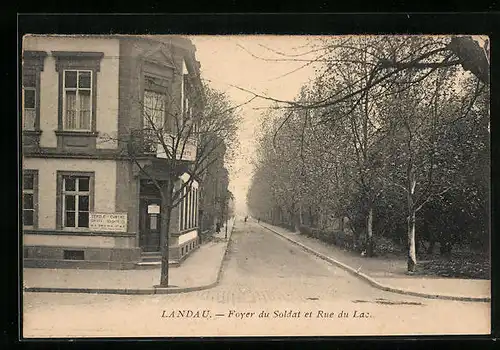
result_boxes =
[102,74,240,286]
[235,35,489,112]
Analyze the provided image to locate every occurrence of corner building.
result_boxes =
[22,35,202,269]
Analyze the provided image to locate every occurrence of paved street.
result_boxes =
[23,220,490,337]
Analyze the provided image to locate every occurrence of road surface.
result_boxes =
[23,220,490,337]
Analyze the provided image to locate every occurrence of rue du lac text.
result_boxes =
[161,309,371,319]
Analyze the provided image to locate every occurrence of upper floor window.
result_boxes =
[182,74,190,125]
[144,89,166,131]
[192,108,200,135]
[143,89,167,152]
[181,74,200,138]
[22,71,37,130]
[63,70,92,131]
[53,51,103,134]
[22,51,46,132]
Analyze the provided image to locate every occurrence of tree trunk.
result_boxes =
[291,210,300,233]
[292,214,299,232]
[309,206,314,227]
[426,240,435,255]
[407,211,417,272]
[407,157,418,273]
[159,180,173,287]
[319,208,324,229]
[289,203,296,231]
[366,207,374,257]
[440,241,453,258]
[299,204,304,225]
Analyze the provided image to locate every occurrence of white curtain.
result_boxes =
[65,91,77,129]
[79,90,91,130]
[144,90,165,129]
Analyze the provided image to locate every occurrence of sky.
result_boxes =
[190,35,324,215]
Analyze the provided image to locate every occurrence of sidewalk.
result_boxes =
[260,222,490,302]
[23,218,236,295]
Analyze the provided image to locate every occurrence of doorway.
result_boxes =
[139,197,162,253]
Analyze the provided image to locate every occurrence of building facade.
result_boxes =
[198,140,230,233]
[22,35,203,269]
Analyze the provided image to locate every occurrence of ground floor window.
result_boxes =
[23,170,38,228]
[179,184,198,231]
[57,171,94,230]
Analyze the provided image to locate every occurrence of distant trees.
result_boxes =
[195,86,240,235]
[247,35,489,272]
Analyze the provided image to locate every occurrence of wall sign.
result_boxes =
[148,204,160,214]
[89,212,128,232]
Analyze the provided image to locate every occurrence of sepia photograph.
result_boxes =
[20,33,491,338]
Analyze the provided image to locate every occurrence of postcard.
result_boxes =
[21,33,490,338]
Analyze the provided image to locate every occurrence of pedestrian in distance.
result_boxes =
[215,222,221,233]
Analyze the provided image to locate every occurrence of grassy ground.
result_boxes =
[275,223,490,280]
[414,251,490,279]
[368,234,490,279]
[375,244,490,279]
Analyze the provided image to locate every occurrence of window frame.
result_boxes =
[179,185,199,232]
[53,51,103,134]
[22,71,37,130]
[22,170,38,229]
[179,186,186,231]
[56,171,95,231]
[62,69,93,132]
[62,176,90,229]
[21,51,46,132]
[194,188,198,227]
[182,74,191,128]
[142,73,172,131]
[183,188,189,230]
[143,89,167,130]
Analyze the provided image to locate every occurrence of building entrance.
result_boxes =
[139,181,162,252]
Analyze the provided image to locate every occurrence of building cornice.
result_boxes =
[52,51,104,72]
[23,229,137,238]
[23,147,126,160]
[52,51,105,59]
[22,147,170,161]
[23,50,48,59]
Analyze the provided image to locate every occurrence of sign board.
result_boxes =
[147,204,160,214]
[156,134,197,161]
[89,212,128,232]
[180,172,198,188]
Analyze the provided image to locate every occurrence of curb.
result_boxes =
[23,219,236,296]
[261,224,490,303]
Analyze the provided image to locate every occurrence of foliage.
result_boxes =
[247,36,490,274]
[416,252,490,279]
